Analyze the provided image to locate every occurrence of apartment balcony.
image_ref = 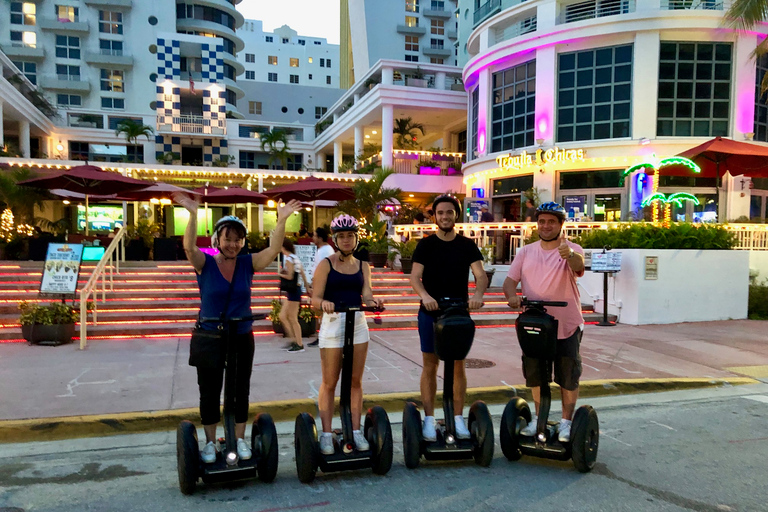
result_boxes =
[39,74,91,92]
[0,43,45,60]
[423,8,453,18]
[660,0,728,9]
[422,46,453,58]
[85,49,134,68]
[474,0,502,27]
[557,0,636,24]
[396,25,427,35]
[359,151,464,176]
[84,0,132,7]
[156,114,226,136]
[446,29,458,39]
[38,18,90,33]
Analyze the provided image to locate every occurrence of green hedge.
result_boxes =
[749,284,768,320]
[572,223,737,250]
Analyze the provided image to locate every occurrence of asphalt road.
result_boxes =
[1,384,766,512]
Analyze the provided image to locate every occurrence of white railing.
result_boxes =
[559,0,635,24]
[660,0,728,9]
[494,15,537,44]
[725,224,768,250]
[79,225,127,350]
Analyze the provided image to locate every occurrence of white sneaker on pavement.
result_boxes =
[319,432,335,455]
[353,430,370,451]
[422,415,437,442]
[200,441,219,463]
[236,438,252,460]
[454,415,471,439]
[558,419,572,443]
[520,415,538,436]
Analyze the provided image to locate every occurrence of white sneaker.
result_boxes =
[454,415,471,439]
[422,416,437,442]
[353,430,370,451]
[520,415,538,436]
[558,419,572,443]
[200,441,219,463]
[319,432,335,455]
[236,438,252,460]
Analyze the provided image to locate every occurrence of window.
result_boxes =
[405,35,419,52]
[314,40,321,45]
[268,72,277,82]
[10,2,36,25]
[268,55,277,65]
[100,69,124,92]
[282,38,289,43]
[249,101,262,115]
[245,53,255,63]
[431,0,445,9]
[290,74,299,84]
[55,35,80,59]
[491,60,536,152]
[405,16,419,27]
[99,39,123,56]
[108,116,141,130]
[326,75,332,84]
[57,94,81,107]
[657,42,732,137]
[175,4,235,30]
[56,64,80,80]
[308,73,313,79]
[240,151,256,168]
[298,39,305,45]
[11,61,36,85]
[431,19,444,35]
[99,11,122,34]
[11,30,36,48]
[469,88,479,160]
[290,58,299,67]
[308,57,313,63]
[406,0,419,12]
[315,106,328,119]
[405,55,419,62]
[56,5,79,22]
[326,58,331,68]
[557,44,633,142]
[320,58,325,67]
[430,38,444,49]
[265,35,273,42]
[101,97,125,110]
[755,54,768,142]
[69,141,89,159]
[245,70,255,80]
[430,58,444,64]
[287,154,303,171]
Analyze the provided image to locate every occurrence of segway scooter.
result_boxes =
[499,298,599,472]
[177,314,279,494]
[294,304,393,483]
[402,299,494,469]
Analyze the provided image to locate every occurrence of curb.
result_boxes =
[0,377,757,444]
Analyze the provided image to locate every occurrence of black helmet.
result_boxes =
[535,202,567,222]
[432,194,461,216]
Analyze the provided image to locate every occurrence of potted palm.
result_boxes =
[18,301,85,345]
[363,217,390,268]
[388,238,418,274]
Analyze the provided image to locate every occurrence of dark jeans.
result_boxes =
[196,331,255,425]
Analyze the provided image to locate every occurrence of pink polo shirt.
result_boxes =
[507,240,584,339]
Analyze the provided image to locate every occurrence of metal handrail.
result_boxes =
[79,225,127,349]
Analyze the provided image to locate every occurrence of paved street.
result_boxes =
[1,384,766,512]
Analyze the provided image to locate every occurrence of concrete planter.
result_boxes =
[578,249,749,325]
[21,323,75,346]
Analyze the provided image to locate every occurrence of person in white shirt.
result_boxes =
[308,227,335,347]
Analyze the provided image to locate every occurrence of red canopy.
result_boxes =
[262,176,355,202]
[204,186,268,205]
[676,137,768,178]
[18,164,147,195]
[119,182,201,202]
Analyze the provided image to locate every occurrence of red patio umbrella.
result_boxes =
[119,182,201,202]
[262,176,355,227]
[677,137,768,178]
[204,186,268,205]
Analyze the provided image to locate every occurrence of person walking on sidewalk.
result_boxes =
[311,214,382,455]
[410,194,488,442]
[174,192,301,464]
[307,227,335,347]
[502,201,585,442]
[279,239,311,353]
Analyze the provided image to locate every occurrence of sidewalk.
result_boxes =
[0,320,766,441]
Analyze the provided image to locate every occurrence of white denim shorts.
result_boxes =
[318,311,370,349]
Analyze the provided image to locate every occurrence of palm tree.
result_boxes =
[260,129,291,169]
[726,0,768,94]
[0,167,50,225]
[393,117,425,149]
[114,120,154,162]
[336,167,402,221]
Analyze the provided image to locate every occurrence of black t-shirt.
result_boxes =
[412,234,483,312]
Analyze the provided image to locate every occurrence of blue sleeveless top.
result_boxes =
[196,253,254,334]
[322,257,364,309]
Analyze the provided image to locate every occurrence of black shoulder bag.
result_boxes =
[189,260,238,368]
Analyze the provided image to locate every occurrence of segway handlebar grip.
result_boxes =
[334,305,386,314]
[436,298,469,311]
[198,313,269,323]
[520,297,567,308]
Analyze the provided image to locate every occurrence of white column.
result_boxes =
[382,104,394,168]
[442,129,452,151]
[435,71,447,90]
[632,32,660,140]
[19,120,30,158]
[354,125,364,159]
[333,141,342,173]
[257,176,264,233]
[0,100,4,148]
[382,66,394,85]
[317,152,326,172]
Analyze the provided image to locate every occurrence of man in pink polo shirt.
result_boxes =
[502,202,585,442]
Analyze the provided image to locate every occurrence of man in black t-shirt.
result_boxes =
[410,195,488,442]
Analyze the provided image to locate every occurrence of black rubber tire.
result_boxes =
[294,412,319,483]
[176,420,199,495]
[253,413,279,483]
[571,405,599,473]
[402,402,423,469]
[469,401,494,467]
[500,397,530,461]
[364,406,393,475]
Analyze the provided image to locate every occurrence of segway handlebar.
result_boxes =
[333,304,386,314]
[436,298,469,310]
[520,297,567,308]
[198,313,269,323]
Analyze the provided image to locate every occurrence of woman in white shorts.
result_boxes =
[311,214,382,455]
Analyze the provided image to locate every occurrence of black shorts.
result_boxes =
[521,328,583,391]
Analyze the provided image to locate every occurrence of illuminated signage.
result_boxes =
[496,147,586,171]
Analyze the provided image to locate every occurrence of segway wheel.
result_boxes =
[176,420,199,495]
[252,413,279,483]
[294,412,319,483]
[364,405,393,475]
[500,397,530,461]
[468,401,494,467]
[571,405,599,473]
[402,402,423,469]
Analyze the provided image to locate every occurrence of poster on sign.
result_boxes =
[40,244,84,295]
[294,244,317,292]
[591,251,622,273]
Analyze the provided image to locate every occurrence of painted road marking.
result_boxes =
[650,420,676,431]
[724,365,768,378]
[742,394,768,404]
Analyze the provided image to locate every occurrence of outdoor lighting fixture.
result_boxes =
[372,130,378,134]
[62,200,70,205]
[267,200,275,208]
[409,194,414,197]
[271,181,275,185]
[305,207,311,211]
[160,199,171,205]
[56,142,64,152]
[365,135,370,139]
[150,198,160,204]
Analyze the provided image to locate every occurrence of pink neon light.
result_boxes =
[478,131,486,153]
[735,82,756,135]
[418,166,442,175]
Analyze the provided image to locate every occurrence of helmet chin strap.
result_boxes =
[539,227,562,242]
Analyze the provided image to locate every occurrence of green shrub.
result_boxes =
[572,223,737,250]
[18,301,80,325]
[748,282,768,320]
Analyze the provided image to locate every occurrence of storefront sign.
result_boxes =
[40,243,84,295]
[496,147,585,171]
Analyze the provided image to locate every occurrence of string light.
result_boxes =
[0,209,14,242]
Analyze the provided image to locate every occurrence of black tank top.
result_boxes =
[322,257,364,308]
